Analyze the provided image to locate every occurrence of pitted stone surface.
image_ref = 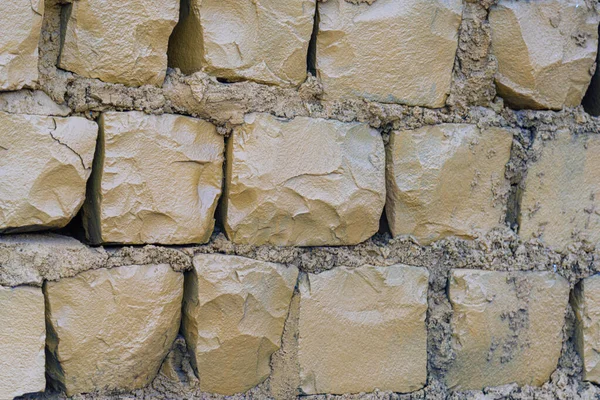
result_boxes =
[224,113,385,246]
[574,274,600,384]
[183,254,298,395]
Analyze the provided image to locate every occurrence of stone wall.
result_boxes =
[1,0,600,399]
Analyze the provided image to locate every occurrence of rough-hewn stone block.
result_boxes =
[183,254,298,395]
[298,264,429,394]
[224,113,385,246]
[447,269,569,390]
[573,275,600,384]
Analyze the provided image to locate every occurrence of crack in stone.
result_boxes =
[48,118,88,170]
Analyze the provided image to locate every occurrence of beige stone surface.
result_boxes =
[519,131,600,252]
[45,264,183,396]
[316,0,462,107]
[0,285,46,399]
[168,0,315,86]
[183,254,298,395]
[59,0,179,87]
[298,264,429,395]
[224,113,385,246]
[82,111,224,245]
[386,124,513,245]
[490,0,598,110]
[0,90,71,117]
[447,269,569,390]
[574,274,600,384]
[0,112,98,233]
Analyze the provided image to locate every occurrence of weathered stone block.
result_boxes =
[447,269,569,390]
[45,264,183,396]
[183,254,298,395]
[224,113,385,246]
[490,0,598,110]
[0,112,98,233]
[574,274,600,384]
[59,0,179,87]
[298,264,429,394]
[82,111,224,245]
[386,124,513,245]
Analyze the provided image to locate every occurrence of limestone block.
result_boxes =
[183,254,298,395]
[82,111,224,245]
[447,269,569,390]
[298,264,429,395]
[316,0,462,107]
[59,0,179,87]
[0,285,45,400]
[574,274,600,383]
[490,0,599,110]
[45,264,184,396]
[0,112,98,233]
[519,131,600,252]
[168,0,315,86]
[0,0,43,91]
[386,124,513,245]
[224,113,385,246]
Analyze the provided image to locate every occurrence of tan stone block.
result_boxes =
[0,112,98,233]
[183,254,298,395]
[490,0,598,110]
[0,285,45,399]
[59,0,179,87]
[224,113,385,246]
[386,124,513,245]
[447,269,569,390]
[298,264,429,394]
[574,275,600,383]
[82,111,224,245]
[168,0,315,86]
[45,264,183,396]
[316,0,462,107]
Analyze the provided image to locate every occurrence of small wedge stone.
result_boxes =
[573,275,600,384]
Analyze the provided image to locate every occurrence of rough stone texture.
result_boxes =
[45,264,183,396]
[0,112,98,233]
[490,0,599,110]
[224,113,385,246]
[0,285,45,400]
[183,254,298,395]
[447,269,570,390]
[298,264,429,395]
[82,111,224,245]
[0,90,71,117]
[573,274,600,384]
[316,0,462,107]
[58,0,179,87]
[168,0,315,86]
[386,124,513,245]
[519,131,600,252]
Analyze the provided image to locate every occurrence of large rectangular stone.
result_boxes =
[573,274,600,384]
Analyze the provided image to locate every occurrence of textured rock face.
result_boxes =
[168,0,315,86]
[490,0,599,110]
[574,275,600,384]
[298,264,429,394]
[224,113,385,246]
[386,124,513,245]
[0,112,98,233]
[0,285,46,400]
[82,111,224,245]
[519,132,600,252]
[447,270,569,390]
[183,254,298,395]
[45,264,183,396]
[316,0,462,107]
[59,0,179,87]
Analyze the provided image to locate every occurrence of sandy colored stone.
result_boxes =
[224,113,385,246]
[59,0,179,87]
[298,264,429,395]
[0,90,71,117]
[447,269,569,390]
[82,111,224,245]
[490,0,599,110]
[183,254,298,395]
[168,0,315,86]
[45,264,183,396]
[0,285,45,400]
[574,274,600,384]
[386,124,513,245]
[316,0,462,107]
[0,112,98,233]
